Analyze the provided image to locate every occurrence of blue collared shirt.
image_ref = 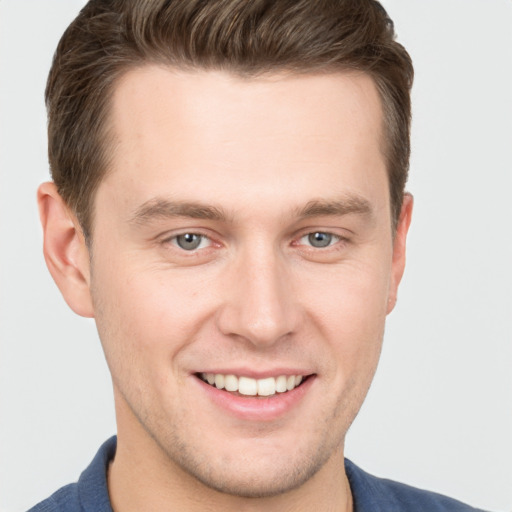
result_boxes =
[28,436,490,511]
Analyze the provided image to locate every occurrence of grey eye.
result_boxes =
[307,232,333,248]
[175,233,206,251]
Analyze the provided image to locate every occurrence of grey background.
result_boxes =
[1,1,511,510]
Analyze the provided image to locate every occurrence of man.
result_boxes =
[28,1,490,511]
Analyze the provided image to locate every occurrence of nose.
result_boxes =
[216,245,300,348]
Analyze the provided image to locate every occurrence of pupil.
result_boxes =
[308,232,331,248]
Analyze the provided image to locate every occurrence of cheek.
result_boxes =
[299,259,390,376]
[303,258,390,331]
[90,259,215,370]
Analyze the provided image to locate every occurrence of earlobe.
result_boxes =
[387,193,413,314]
[38,182,94,318]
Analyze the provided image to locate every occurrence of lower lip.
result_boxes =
[193,375,315,422]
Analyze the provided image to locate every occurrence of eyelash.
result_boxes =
[161,230,346,253]
[297,232,342,249]
[159,231,216,254]
[170,233,212,251]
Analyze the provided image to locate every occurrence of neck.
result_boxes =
[108,395,353,512]
[108,428,352,512]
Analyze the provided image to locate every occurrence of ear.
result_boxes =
[38,182,94,318]
[387,193,413,314]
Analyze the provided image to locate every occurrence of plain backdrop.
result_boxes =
[0,1,511,511]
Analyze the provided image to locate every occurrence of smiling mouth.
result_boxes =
[197,372,309,397]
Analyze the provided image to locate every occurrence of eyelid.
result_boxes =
[158,229,217,250]
[297,232,342,250]
[292,228,349,246]
[301,231,340,246]
[156,227,349,253]
[171,233,211,250]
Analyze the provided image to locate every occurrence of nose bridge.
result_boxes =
[218,241,298,346]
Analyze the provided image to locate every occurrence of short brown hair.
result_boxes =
[46,0,413,239]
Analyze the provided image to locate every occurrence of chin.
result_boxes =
[162,428,341,499]
[178,453,327,498]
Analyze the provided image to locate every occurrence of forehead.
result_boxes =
[110,66,384,151]
[101,66,387,221]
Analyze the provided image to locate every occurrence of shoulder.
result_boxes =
[345,459,490,512]
[27,484,80,512]
[27,437,116,512]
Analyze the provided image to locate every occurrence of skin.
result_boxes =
[39,67,413,512]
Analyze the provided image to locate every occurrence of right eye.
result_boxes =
[171,233,211,251]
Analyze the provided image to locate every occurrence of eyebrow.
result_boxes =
[129,198,228,225]
[129,193,373,226]
[295,195,373,220]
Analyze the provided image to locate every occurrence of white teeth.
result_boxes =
[214,374,225,390]
[275,375,287,393]
[201,373,306,396]
[257,377,276,396]
[224,374,238,392]
[238,376,257,396]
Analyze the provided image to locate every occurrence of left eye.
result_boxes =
[300,232,340,248]
[172,233,211,251]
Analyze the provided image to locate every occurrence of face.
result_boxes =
[82,68,410,497]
